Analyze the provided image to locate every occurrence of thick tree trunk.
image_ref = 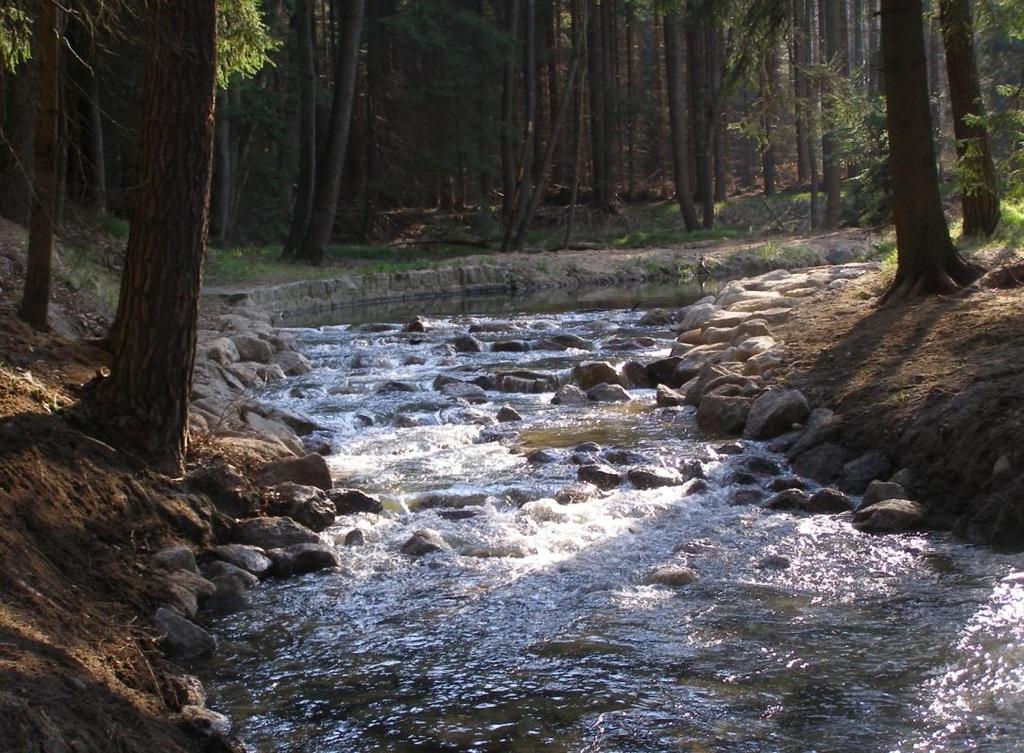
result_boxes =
[20,0,62,331]
[879,0,975,304]
[663,11,699,230]
[296,0,367,265]
[687,20,713,228]
[283,0,318,257]
[939,0,1001,237]
[101,0,217,474]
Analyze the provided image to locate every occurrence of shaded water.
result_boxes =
[201,291,1024,753]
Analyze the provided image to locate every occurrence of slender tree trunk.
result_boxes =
[822,0,845,227]
[939,0,1000,236]
[501,0,523,220]
[296,0,367,265]
[652,13,670,199]
[663,11,699,230]
[503,0,538,250]
[283,0,317,257]
[20,0,62,331]
[101,0,217,474]
[761,47,778,196]
[879,0,975,303]
[792,0,809,184]
[213,89,231,245]
[564,0,585,247]
[587,0,606,209]
[687,18,713,228]
[86,68,106,217]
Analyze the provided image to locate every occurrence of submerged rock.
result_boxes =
[628,466,684,490]
[577,464,623,490]
[642,564,700,587]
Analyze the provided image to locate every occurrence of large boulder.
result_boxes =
[697,395,753,437]
[329,488,384,515]
[551,385,589,406]
[267,543,339,576]
[852,499,926,534]
[628,466,684,490]
[577,464,624,490]
[587,383,632,403]
[401,529,450,556]
[451,334,485,353]
[805,488,854,514]
[232,517,321,549]
[211,544,272,578]
[272,483,336,532]
[257,453,332,491]
[656,384,686,407]
[743,389,810,440]
[536,333,591,351]
[492,339,531,353]
[440,381,489,404]
[678,303,719,332]
[275,350,314,376]
[646,357,684,387]
[840,451,893,494]
[153,546,197,574]
[201,337,240,367]
[571,361,621,390]
[620,361,652,389]
[791,443,853,483]
[496,406,522,423]
[786,408,843,458]
[154,607,216,660]
[230,334,274,364]
[861,480,907,509]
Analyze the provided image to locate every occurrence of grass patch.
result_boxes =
[100,214,130,239]
[609,226,743,249]
[203,243,485,286]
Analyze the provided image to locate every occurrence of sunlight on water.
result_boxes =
[200,296,1023,753]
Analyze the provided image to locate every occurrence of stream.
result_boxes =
[200,288,1024,753]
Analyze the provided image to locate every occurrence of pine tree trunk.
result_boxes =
[663,11,699,230]
[283,0,318,257]
[296,0,367,265]
[20,0,62,331]
[86,68,106,217]
[879,0,975,303]
[100,0,217,474]
[501,0,523,220]
[822,0,845,227]
[761,48,778,196]
[687,18,713,228]
[213,89,231,245]
[939,0,1001,237]
[587,1,606,209]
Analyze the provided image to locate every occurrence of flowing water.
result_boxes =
[201,289,1024,753]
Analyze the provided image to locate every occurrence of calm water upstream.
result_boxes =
[200,288,1024,753]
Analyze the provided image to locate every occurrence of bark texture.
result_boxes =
[101,0,217,474]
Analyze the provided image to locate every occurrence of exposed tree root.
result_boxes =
[879,251,982,306]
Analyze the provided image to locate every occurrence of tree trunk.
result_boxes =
[663,11,699,230]
[822,0,845,227]
[283,0,317,257]
[587,0,606,209]
[296,0,367,265]
[86,67,106,217]
[213,89,231,245]
[687,17,713,228]
[501,0,522,220]
[19,0,62,331]
[101,0,217,474]
[879,0,975,304]
[939,0,1000,237]
[761,48,778,196]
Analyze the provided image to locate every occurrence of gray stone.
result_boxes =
[743,389,810,440]
[441,381,489,404]
[767,476,807,492]
[400,529,450,556]
[678,302,719,332]
[205,573,253,615]
[200,560,259,589]
[764,489,811,510]
[587,383,632,403]
[268,543,339,576]
[578,464,624,490]
[158,570,217,619]
[273,483,336,533]
[840,451,893,494]
[638,308,673,326]
[211,544,272,578]
[496,406,522,423]
[258,453,332,491]
[641,564,699,586]
[527,448,562,464]
[344,529,366,546]
[275,350,314,376]
[230,334,274,364]
[329,488,384,515]
[628,466,684,490]
[646,357,684,387]
[602,448,648,465]
[403,317,428,333]
[536,333,591,351]
[232,517,321,549]
[555,483,601,505]
[178,705,231,737]
[154,607,216,660]
[492,339,532,352]
[201,337,240,367]
[826,244,858,265]
[656,384,686,407]
[153,546,197,573]
[852,499,927,534]
[787,408,844,459]
[792,443,853,483]
[697,395,753,437]
[551,385,589,406]
[451,334,485,353]
[571,361,621,390]
[806,488,854,514]
[377,380,418,394]
[861,480,907,509]
[620,361,652,389]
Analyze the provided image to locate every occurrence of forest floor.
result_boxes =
[0,201,1022,750]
